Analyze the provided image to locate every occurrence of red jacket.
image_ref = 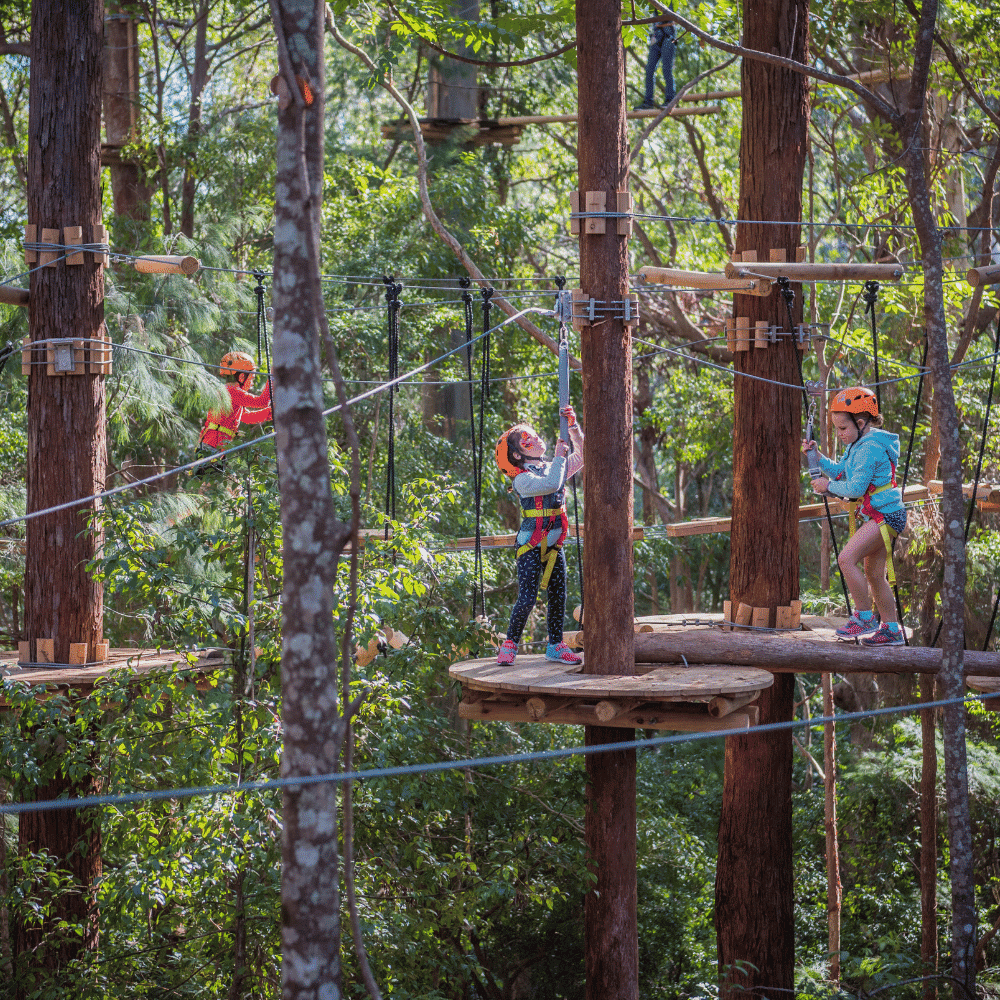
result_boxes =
[199,379,272,449]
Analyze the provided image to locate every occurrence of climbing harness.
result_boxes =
[515,493,569,590]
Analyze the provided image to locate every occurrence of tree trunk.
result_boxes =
[103,3,152,221]
[716,2,809,996]
[426,0,481,119]
[180,0,209,238]
[900,7,975,996]
[271,2,348,998]
[18,0,107,982]
[576,1,636,997]
[920,674,938,1000]
[822,673,842,981]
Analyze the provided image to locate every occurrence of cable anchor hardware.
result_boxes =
[803,380,825,480]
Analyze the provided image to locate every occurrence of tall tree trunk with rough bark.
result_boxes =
[180,0,209,238]
[576,2,637,997]
[103,2,152,221]
[17,0,107,985]
[271,2,349,997]
[715,2,809,996]
[898,8,975,998]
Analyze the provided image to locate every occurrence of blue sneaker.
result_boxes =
[835,612,879,640]
[545,641,582,665]
[861,622,905,646]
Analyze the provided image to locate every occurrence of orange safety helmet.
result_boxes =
[220,351,256,380]
[830,386,879,419]
[495,424,531,478]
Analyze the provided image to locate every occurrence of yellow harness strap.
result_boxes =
[846,483,897,585]
[205,422,236,440]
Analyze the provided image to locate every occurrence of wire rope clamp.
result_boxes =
[554,289,574,325]
[46,338,86,375]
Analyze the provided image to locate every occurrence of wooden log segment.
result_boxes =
[0,286,29,307]
[709,690,762,718]
[459,696,753,732]
[725,261,903,282]
[636,265,771,296]
[966,265,1000,288]
[133,254,200,275]
[634,629,1000,677]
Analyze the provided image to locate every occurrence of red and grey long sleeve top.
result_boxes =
[198,379,272,450]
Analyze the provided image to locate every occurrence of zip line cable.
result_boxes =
[0,308,554,531]
[1,690,995,817]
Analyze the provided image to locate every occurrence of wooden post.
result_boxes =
[576,2,637,997]
[17,0,106,978]
[715,2,809,996]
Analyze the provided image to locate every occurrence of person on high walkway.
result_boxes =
[803,386,907,646]
[494,406,584,666]
[635,20,677,110]
[197,351,272,458]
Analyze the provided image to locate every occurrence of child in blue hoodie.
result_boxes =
[802,386,907,645]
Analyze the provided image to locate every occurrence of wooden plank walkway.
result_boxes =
[0,647,229,706]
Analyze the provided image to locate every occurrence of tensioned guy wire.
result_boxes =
[0,691,994,816]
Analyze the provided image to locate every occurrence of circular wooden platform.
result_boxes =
[449,654,773,732]
[968,675,1000,712]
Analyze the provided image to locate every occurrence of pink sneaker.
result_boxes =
[835,612,880,640]
[496,639,518,665]
[545,641,582,665]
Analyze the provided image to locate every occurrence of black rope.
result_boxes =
[0,341,13,378]
[779,275,852,617]
[863,281,882,415]
[471,287,494,617]
[254,272,278,477]
[900,334,928,495]
[383,276,401,538]
[973,315,1000,651]
[934,312,1000,649]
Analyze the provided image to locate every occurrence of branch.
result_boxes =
[327,10,577,368]
[387,3,574,69]
[0,43,29,58]
[647,3,901,126]
[900,0,1000,130]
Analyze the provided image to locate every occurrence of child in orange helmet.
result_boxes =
[802,386,906,646]
[495,406,584,665]
[198,351,272,452]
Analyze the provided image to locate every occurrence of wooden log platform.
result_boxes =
[631,619,1000,677]
[449,654,772,732]
[0,647,229,706]
[967,675,1000,712]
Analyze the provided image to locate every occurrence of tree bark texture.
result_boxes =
[271,3,349,998]
[103,4,151,221]
[19,0,107,981]
[716,2,809,996]
[180,0,209,238]
[822,673,842,982]
[920,674,938,1000]
[576,2,637,997]
[900,6,975,996]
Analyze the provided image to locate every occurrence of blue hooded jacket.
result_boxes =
[818,428,904,516]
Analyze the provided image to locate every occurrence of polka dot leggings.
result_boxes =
[505,546,567,645]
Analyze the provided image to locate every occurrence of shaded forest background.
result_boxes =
[1,0,1000,997]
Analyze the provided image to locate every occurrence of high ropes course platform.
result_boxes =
[450,614,1000,733]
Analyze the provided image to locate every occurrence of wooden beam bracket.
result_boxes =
[571,289,640,331]
[569,190,633,237]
